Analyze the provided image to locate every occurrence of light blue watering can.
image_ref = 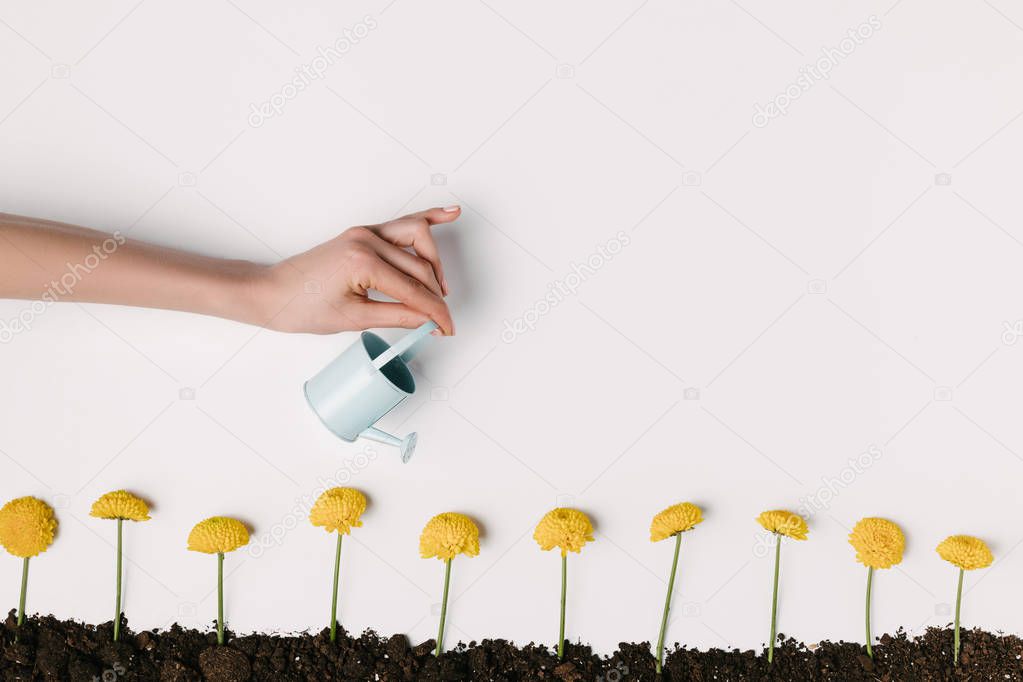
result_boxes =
[304,321,437,463]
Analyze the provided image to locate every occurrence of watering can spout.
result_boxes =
[360,426,418,463]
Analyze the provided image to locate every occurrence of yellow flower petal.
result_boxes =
[650,503,703,542]
[848,517,905,569]
[187,517,249,554]
[756,510,808,541]
[419,512,479,560]
[936,535,993,571]
[90,490,151,522]
[534,508,594,556]
[309,487,366,535]
[0,496,57,558]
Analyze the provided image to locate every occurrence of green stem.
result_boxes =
[768,536,781,664]
[865,566,873,658]
[329,533,342,643]
[655,532,682,674]
[954,568,963,666]
[17,557,28,628]
[558,554,567,660]
[435,558,451,657]
[114,519,123,642]
[217,552,225,645]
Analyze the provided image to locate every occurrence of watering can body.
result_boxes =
[304,322,435,462]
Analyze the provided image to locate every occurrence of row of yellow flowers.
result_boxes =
[0,492,992,669]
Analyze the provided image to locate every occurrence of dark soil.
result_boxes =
[2,610,1021,681]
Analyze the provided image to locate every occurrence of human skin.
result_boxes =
[0,207,459,335]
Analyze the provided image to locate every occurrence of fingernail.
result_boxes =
[431,329,442,336]
[443,205,460,212]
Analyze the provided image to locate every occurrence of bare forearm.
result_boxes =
[0,213,268,324]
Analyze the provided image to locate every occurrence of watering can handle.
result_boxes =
[370,321,438,370]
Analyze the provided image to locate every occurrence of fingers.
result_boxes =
[363,257,454,335]
[398,205,462,225]
[352,300,432,330]
[375,206,459,295]
[402,227,446,296]
[371,240,443,297]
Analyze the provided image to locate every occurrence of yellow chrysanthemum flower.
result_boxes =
[309,487,366,535]
[0,496,57,558]
[849,517,905,569]
[91,490,150,643]
[187,517,249,554]
[650,502,703,542]
[650,502,703,672]
[419,512,479,560]
[534,508,594,556]
[90,490,151,522]
[756,510,808,540]
[936,535,993,571]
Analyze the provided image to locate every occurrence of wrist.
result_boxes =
[206,260,281,327]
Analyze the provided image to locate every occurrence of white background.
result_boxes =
[1,0,1022,655]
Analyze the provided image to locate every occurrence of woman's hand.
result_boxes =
[254,206,459,335]
[0,206,460,336]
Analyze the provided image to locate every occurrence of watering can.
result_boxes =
[304,321,437,463]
